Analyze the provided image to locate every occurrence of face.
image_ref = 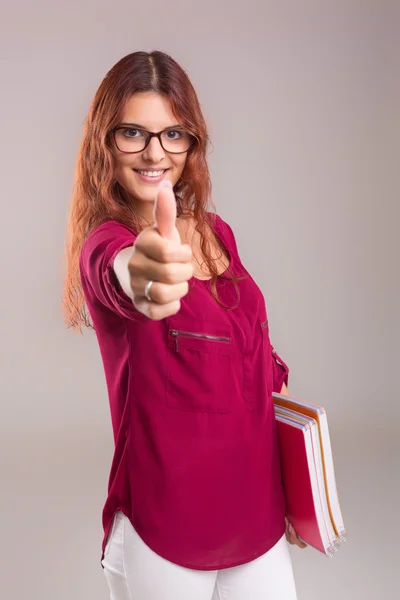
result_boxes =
[112,92,189,219]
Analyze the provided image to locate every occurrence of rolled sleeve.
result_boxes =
[80,221,143,320]
[271,346,290,393]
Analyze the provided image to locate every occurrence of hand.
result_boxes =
[128,181,194,320]
[285,517,308,549]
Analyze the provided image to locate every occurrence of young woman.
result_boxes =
[64,50,305,600]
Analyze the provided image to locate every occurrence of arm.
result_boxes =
[113,245,135,300]
[280,381,290,396]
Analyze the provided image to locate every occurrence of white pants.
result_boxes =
[101,512,298,600]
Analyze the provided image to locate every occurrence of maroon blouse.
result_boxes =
[79,213,289,570]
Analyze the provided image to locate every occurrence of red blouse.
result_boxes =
[80,213,289,570]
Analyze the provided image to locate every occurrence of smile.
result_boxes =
[134,169,167,177]
[133,168,169,183]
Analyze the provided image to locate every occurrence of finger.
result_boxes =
[153,181,181,242]
[138,281,190,305]
[292,536,307,549]
[286,521,297,545]
[133,298,182,321]
[287,522,307,549]
[130,254,194,286]
[149,281,190,304]
[135,229,192,263]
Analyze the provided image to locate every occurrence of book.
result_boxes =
[273,392,347,557]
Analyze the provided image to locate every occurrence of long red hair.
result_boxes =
[63,50,239,331]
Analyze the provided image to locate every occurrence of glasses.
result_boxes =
[111,125,196,154]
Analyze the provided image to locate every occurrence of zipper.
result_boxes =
[170,329,231,352]
[261,319,268,329]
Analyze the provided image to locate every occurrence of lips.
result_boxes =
[133,169,168,176]
[133,168,169,184]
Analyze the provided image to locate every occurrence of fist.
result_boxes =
[128,181,194,320]
[285,517,308,549]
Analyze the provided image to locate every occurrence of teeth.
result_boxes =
[137,170,165,177]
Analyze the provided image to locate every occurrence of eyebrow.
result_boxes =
[118,122,183,130]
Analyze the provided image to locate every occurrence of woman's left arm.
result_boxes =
[280,381,308,549]
[280,382,290,397]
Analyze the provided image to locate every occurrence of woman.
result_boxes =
[63,50,306,600]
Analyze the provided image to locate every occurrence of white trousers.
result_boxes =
[101,512,298,600]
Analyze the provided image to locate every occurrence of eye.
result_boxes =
[121,128,144,139]
[163,129,183,140]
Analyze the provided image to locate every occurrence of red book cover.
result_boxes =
[276,416,328,554]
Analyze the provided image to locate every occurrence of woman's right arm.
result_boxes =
[113,246,135,300]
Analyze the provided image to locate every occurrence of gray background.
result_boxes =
[1,0,399,598]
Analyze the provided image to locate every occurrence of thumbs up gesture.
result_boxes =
[128,181,194,320]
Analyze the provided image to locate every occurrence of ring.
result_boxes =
[144,280,154,302]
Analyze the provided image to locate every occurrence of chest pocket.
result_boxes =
[166,320,235,413]
[243,314,273,411]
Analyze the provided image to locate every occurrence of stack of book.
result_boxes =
[273,393,347,557]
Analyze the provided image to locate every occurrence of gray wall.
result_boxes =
[1,1,398,598]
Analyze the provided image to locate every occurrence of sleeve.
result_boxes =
[80,220,146,320]
[216,213,290,392]
[271,345,290,393]
[214,214,240,256]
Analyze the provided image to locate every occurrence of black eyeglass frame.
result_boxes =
[110,125,197,154]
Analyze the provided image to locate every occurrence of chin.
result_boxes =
[130,186,158,202]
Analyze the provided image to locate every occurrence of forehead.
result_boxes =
[120,92,179,129]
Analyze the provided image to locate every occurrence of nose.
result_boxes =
[142,136,166,163]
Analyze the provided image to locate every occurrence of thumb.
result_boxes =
[153,181,181,243]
